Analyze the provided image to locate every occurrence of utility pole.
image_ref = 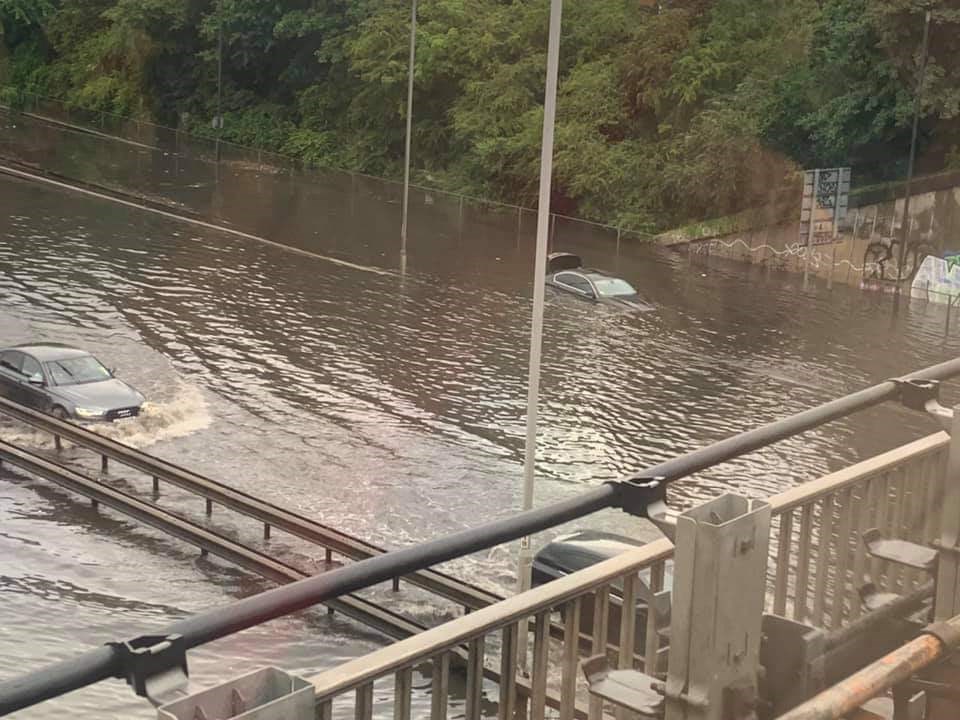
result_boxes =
[215,0,224,164]
[517,0,563,597]
[400,0,417,262]
[896,9,932,288]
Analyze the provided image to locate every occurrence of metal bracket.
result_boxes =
[862,528,939,572]
[615,476,668,516]
[581,654,665,717]
[108,633,188,706]
[894,378,954,430]
[613,477,677,539]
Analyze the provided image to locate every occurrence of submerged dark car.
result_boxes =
[545,253,653,311]
[533,530,673,650]
[0,344,145,422]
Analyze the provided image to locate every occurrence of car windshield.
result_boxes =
[592,277,636,297]
[45,356,112,385]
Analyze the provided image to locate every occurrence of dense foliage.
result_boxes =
[2,0,958,232]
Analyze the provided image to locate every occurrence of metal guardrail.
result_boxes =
[0,437,582,717]
[0,440,425,641]
[0,395,501,612]
[2,356,960,715]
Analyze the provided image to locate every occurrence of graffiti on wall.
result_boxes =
[911,253,960,304]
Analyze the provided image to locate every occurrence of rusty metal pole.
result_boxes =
[777,617,960,720]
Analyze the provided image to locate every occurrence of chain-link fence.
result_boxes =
[0,90,654,257]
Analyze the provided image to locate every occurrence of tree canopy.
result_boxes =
[1,0,958,232]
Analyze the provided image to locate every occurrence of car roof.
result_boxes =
[582,269,615,280]
[535,530,645,571]
[5,343,91,362]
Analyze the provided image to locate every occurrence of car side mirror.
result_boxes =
[109,367,117,376]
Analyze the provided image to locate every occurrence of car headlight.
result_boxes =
[75,407,105,419]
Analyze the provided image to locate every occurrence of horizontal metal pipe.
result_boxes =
[632,356,960,483]
[779,614,960,720]
[824,581,934,652]
[2,356,960,715]
[0,484,617,716]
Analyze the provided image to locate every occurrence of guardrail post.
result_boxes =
[101,455,108,474]
[935,404,960,621]
[665,494,770,720]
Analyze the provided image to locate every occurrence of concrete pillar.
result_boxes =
[665,494,771,720]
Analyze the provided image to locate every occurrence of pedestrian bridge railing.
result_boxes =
[4,359,960,718]
[307,430,950,720]
[767,431,947,628]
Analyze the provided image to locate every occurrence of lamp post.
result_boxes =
[214,0,224,164]
[517,0,563,598]
[400,0,417,263]
[896,9,932,288]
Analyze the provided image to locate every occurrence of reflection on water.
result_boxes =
[0,162,958,718]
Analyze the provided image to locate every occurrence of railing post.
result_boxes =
[935,404,960,621]
[665,494,771,720]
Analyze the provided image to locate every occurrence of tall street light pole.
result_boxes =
[896,9,932,289]
[215,0,224,164]
[400,0,417,265]
[517,0,563,597]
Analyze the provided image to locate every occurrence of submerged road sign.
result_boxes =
[800,167,851,246]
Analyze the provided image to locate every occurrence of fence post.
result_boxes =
[665,494,771,720]
[828,243,837,289]
[935,404,960,621]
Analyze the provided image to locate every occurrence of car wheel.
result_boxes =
[51,406,69,421]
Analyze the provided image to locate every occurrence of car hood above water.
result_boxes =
[605,295,655,312]
[48,378,142,409]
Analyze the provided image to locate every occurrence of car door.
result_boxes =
[0,350,27,404]
[555,272,596,300]
[17,353,50,411]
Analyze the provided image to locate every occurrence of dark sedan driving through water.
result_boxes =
[545,253,652,310]
[0,344,145,421]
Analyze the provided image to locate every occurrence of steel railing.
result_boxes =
[1,356,960,715]
[306,430,951,720]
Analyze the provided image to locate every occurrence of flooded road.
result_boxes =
[1,157,959,717]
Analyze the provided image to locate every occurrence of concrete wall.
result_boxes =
[669,183,960,288]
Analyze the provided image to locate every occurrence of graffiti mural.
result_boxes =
[910,253,960,303]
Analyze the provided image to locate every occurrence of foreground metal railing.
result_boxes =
[767,431,949,628]
[310,540,674,720]
[303,431,951,720]
[2,357,960,717]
